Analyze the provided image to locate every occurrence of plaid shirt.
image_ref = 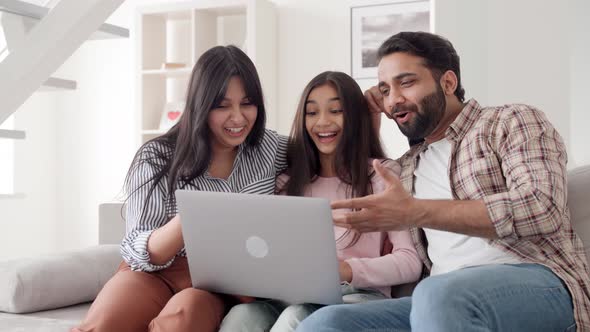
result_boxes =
[398,99,590,330]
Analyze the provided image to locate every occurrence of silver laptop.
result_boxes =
[176,190,343,305]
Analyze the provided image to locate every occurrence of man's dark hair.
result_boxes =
[378,31,465,102]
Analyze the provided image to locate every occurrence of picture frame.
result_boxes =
[351,0,431,79]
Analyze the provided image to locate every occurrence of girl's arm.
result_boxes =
[345,230,422,288]
[343,158,422,287]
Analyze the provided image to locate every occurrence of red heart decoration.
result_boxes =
[168,111,181,121]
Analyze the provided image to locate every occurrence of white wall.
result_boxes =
[52,40,135,251]
[484,1,570,152]
[435,0,587,167]
[0,94,58,260]
[570,0,590,167]
[1,0,588,258]
[273,0,414,159]
[50,0,163,252]
[432,0,488,103]
[273,0,585,162]
[273,0,351,134]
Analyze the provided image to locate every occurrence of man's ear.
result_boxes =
[439,70,458,97]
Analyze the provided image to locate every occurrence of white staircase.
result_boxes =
[0,0,129,136]
[0,0,128,198]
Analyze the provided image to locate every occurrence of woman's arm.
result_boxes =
[146,215,184,265]
[120,144,180,272]
[274,131,289,175]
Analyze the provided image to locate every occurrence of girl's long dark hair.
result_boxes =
[124,45,266,217]
[283,71,386,247]
[284,71,386,197]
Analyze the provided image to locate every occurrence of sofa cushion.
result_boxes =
[0,303,91,332]
[0,245,121,314]
[0,312,79,332]
[568,165,590,266]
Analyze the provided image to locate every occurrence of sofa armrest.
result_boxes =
[568,165,590,266]
[99,202,125,245]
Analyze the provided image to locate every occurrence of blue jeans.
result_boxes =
[296,264,576,332]
[219,284,386,332]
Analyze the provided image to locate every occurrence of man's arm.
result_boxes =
[333,106,568,242]
[412,199,496,238]
[481,105,568,243]
[332,160,497,238]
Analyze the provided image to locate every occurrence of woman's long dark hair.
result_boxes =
[124,45,266,216]
[283,71,386,247]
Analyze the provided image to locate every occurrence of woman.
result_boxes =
[73,45,287,332]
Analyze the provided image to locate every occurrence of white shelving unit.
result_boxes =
[135,0,277,145]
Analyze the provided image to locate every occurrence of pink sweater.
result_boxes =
[278,159,422,297]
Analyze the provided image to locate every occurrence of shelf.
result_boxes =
[39,77,77,91]
[142,129,168,135]
[142,68,192,78]
[139,0,247,16]
[0,0,129,40]
[88,23,130,40]
[146,11,192,21]
[0,129,25,139]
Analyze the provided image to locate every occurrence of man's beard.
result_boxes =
[393,85,447,141]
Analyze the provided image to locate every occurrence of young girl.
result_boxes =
[73,45,287,332]
[220,71,422,331]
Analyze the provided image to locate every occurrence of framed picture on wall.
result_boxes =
[351,0,431,79]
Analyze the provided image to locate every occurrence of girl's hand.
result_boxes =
[339,260,353,283]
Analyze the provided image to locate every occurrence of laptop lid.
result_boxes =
[176,190,343,305]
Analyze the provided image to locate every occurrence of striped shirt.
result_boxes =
[398,99,590,330]
[121,129,288,272]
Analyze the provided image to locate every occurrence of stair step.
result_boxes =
[0,0,126,124]
[0,193,26,199]
[40,77,77,91]
[0,0,129,39]
[0,129,25,139]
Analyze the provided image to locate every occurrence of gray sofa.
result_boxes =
[1,167,589,332]
[0,203,125,331]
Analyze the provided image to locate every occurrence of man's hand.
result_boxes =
[365,86,385,133]
[339,260,353,283]
[332,159,419,233]
[364,85,386,114]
